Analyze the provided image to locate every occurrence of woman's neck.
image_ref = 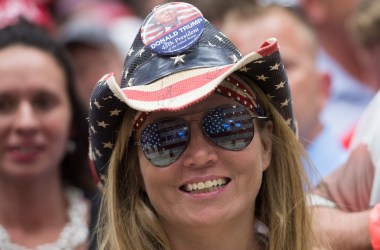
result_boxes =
[0,171,66,229]
[164,217,265,250]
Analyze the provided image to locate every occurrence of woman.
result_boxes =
[0,20,99,249]
[89,2,317,250]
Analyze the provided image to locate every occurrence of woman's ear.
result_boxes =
[260,120,273,171]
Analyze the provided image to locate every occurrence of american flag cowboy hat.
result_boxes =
[88,2,296,186]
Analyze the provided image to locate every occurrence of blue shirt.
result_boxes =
[306,127,348,186]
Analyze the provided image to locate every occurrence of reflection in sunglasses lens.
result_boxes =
[202,106,254,150]
[140,105,255,167]
[141,119,189,167]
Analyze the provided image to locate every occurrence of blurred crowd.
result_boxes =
[0,0,379,249]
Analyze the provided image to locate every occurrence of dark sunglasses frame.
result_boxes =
[134,105,269,167]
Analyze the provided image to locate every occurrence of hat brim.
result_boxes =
[101,38,279,113]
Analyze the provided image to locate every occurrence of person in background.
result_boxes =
[310,0,380,248]
[298,0,378,139]
[222,3,347,185]
[58,1,141,110]
[0,19,98,250]
[89,2,324,249]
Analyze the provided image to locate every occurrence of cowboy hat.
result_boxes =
[88,2,296,185]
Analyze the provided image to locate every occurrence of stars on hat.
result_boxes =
[270,63,281,70]
[219,31,227,38]
[170,54,186,66]
[239,66,250,72]
[257,74,269,81]
[214,34,224,42]
[275,81,285,89]
[128,78,136,87]
[208,41,216,47]
[102,96,112,100]
[229,54,238,63]
[123,68,129,79]
[280,98,290,107]
[97,120,110,128]
[137,48,145,57]
[254,60,265,64]
[90,125,97,134]
[128,47,135,56]
[94,99,103,109]
[102,141,114,149]
[110,109,122,116]
[95,148,103,158]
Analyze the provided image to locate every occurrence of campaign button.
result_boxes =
[141,2,205,55]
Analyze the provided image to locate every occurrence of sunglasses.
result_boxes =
[134,105,269,167]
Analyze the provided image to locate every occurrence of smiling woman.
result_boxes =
[0,19,99,250]
[89,2,321,250]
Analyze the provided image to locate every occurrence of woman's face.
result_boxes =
[155,7,177,25]
[137,93,272,232]
[0,45,72,180]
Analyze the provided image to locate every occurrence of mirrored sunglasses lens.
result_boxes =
[140,119,189,167]
[202,106,254,150]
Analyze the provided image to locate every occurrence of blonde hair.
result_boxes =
[248,82,315,250]
[96,79,318,250]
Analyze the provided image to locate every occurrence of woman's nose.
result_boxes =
[180,122,218,168]
[13,102,39,135]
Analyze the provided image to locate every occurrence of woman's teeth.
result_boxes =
[183,178,228,193]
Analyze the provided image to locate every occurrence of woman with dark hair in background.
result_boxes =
[0,19,99,250]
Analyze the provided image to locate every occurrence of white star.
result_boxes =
[270,63,281,70]
[170,54,186,66]
[280,99,290,107]
[214,35,224,42]
[102,141,114,149]
[128,78,135,87]
[123,68,129,79]
[110,109,122,116]
[90,125,97,134]
[267,93,275,99]
[208,41,216,47]
[275,81,285,89]
[257,74,269,81]
[137,48,145,57]
[254,60,265,64]
[239,66,250,72]
[97,120,110,128]
[128,47,134,56]
[285,118,292,126]
[95,149,103,157]
[94,99,103,109]
[219,32,227,37]
[102,96,112,100]
[229,54,238,63]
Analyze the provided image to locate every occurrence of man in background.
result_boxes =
[222,4,347,185]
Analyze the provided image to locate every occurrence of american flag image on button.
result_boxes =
[141,2,205,55]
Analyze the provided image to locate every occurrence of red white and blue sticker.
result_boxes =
[141,2,205,55]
